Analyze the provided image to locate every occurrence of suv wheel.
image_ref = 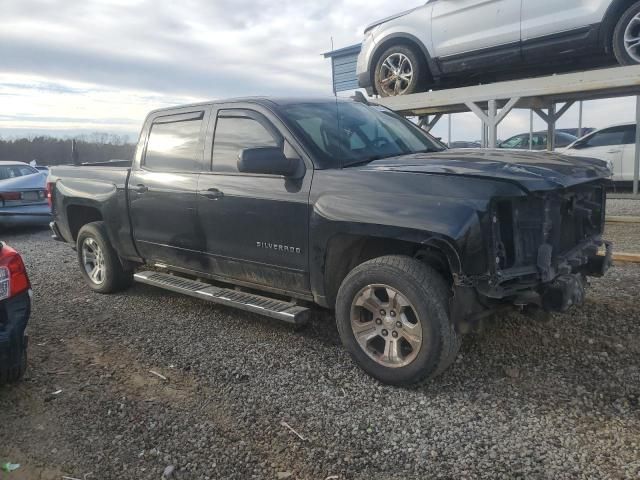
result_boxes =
[335,255,461,386]
[76,221,133,293]
[613,2,640,65]
[374,45,428,97]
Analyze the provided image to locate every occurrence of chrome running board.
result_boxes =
[134,271,310,325]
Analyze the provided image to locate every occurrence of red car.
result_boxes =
[0,242,30,384]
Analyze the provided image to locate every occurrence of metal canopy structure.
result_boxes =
[375,65,640,195]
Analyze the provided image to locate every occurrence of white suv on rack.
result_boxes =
[564,123,637,182]
[357,0,640,96]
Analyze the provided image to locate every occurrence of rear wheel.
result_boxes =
[335,255,460,386]
[374,45,428,97]
[76,221,133,293]
[613,2,640,65]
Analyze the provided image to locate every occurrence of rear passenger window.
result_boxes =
[622,125,637,145]
[145,113,204,172]
[212,112,280,173]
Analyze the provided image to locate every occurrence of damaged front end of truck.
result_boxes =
[453,180,612,331]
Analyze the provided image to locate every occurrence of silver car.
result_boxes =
[357,0,640,96]
[0,161,51,227]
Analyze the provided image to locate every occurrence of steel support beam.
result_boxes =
[547,104,556,151]
[466,97,520,148]
[418,114,443,133]
[634,96,640,196]
[529,110,534,150]
[578,101,584,138]
[534,102,574,151]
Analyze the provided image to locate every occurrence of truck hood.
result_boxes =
[364,7,422,33]
[360,149,611,191]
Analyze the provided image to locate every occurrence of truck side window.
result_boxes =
[145,116,204,172]
[212,113,280,173]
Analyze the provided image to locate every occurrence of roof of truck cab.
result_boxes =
[147,97,354,115]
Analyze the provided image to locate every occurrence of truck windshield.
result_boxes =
[279,101,446,168]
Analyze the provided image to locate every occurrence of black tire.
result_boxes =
[374,44,428,97]
[76,221,133,294]
[0,340,27,385]
[613,2,640,65]
[335,255,461,386]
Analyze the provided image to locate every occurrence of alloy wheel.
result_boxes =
[82,238,106,285]
[350,284,423,368]
[624,12,640,63]
[379,53,414,96]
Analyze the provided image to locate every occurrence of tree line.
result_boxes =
[0,134,136,166]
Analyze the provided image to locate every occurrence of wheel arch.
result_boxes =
[67,204,103,241]
[368,33,438,94]
[601,0,639,53]
[320,232,462,309]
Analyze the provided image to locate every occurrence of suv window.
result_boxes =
[500,134,527,149]
[555,132,577,148]
[622,124,637,144]
[581,126,633,148]
[144,113,204,172]
[211,111,280,173]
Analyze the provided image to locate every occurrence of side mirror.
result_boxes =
[237,147,299,176]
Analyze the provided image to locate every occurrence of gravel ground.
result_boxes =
[605,224,640,253]
[607,198,640,217]
[1,227,639,480]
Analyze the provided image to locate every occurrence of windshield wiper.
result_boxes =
[342,154,395,168]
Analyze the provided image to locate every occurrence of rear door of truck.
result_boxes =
[128,107,211,269]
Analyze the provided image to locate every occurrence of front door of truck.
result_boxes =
[128,108,209,270]
[431,0,522,73]
[196,105,312,296]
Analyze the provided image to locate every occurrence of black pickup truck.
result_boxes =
[48,98,612,386]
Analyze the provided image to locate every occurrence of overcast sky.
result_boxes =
[1,0,637,143]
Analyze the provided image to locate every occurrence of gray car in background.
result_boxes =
[0,161,51,227]
[498,131,578,151]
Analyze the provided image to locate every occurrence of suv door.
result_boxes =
[567,126,628,181]
[521,0,610,60]
[431,0,522,73]
[196,105,313,297]
[128,108,209,269]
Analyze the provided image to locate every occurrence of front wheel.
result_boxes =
[374,45,428,97]
[613,2,640,65]
[335,255,460,386]
[76,221,133,294]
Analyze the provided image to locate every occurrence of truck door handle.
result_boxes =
[607,149,621,154]
[201,188,223,200]
[133,184,148,194]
